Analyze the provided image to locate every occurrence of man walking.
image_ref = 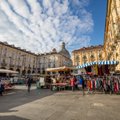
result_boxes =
[26,77,32,93]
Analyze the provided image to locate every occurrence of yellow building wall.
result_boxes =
[104,0,120,71]
[72,46,104,66]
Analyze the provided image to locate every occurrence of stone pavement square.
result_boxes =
[0,85,120,120]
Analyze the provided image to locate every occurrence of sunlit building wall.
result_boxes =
[104,0,120,71]
[0,41,37,75]
[72,45,104,66]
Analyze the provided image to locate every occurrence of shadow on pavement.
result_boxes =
[0,86,55,113]
[0,115,29,120]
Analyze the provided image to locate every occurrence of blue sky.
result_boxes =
[0,0,107,53]
[89,0,107,46]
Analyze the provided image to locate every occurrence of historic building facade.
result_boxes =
[104,0,120,71]
[0,41,37,75]
[37,42,72,74]
[0,42,72,75]
[72,45,104,66]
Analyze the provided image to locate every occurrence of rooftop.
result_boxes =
[72,45,103,53]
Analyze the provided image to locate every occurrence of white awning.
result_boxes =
[46,66,74,72]
[0,69,19,74]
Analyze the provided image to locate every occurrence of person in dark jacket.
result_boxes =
[0,80,4,96]
[80,75,85,96]
[26,77,32,92]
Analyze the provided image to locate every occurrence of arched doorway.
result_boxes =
[16,69,20,73]
[27,70,31,74]
[10,68,13,70]
[22,70,26,75]
[32,70,35,73]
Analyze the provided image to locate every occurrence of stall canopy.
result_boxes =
[46,66,74,72]
[76,60,119,69]
[0,69,19,74]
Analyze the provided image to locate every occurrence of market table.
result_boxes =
[51,83,68,91]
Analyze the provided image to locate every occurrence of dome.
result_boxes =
[52,48,57,53]
[59,42,71,58]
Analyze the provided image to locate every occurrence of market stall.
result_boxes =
[46,66,74,91]
[0,69,18,90]
[76,60,119,76]
[75,61,120,94]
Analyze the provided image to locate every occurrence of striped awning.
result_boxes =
[97,60,119,65]
[76,60,119,69]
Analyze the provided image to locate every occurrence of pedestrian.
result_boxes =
[74,76,77,90]
[26,77,32,93]
[70,76,75,91]
[79,75,85,96]
[0,80,5,96]
[81,76,85,96]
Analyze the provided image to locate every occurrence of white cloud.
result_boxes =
[0,0,94,53]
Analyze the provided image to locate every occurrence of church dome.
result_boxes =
[52,48,57,53]
[59,42,71,58]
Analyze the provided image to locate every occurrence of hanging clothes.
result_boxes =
[98,65,102,76]
[105,65,109,75]
[116,80,119,92]
[114,82,118,93]
[90,80,93,90]
[87,80,91,89]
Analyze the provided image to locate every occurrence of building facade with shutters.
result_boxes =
[72,45,104,66]
[0,41,37,75]
[104,0,120,71]
[0,41,72,75]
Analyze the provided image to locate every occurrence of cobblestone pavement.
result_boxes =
[0,85,120,120]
